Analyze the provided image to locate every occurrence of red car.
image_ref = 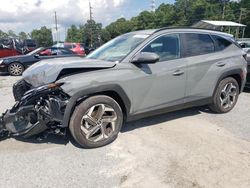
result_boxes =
[0,38,37,58]
[0,47,21,58]
[0,38,21,58]
[64,43,85,56]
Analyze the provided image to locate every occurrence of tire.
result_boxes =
[209,77,239,113]
[69,95,123,148]
[8,62,24,76]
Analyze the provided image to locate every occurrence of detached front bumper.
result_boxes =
[0,80,69,139]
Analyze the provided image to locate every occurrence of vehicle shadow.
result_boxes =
[9,106,212,148]
[13,133,70,146]
[0,73,9,76]
[121,106,209,133]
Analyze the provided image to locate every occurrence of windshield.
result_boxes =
[27,47,44,55]
[87,33,149,62]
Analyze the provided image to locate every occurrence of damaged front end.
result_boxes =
[0,79,69,140]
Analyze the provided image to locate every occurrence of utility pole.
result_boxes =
[150,0,156,12]
[89,0,93,47]
[222,2,226,20]
[89,0,93,20]
[184,0,188,23]
[239,8,247,24]
[236,8,247,39]
[54,11,59,43]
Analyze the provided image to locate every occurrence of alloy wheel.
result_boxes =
[9,63,23,76]
[80,104,118,142]
[220,82,237,109]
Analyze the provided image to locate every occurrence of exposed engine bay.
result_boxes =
[0,79,69,140]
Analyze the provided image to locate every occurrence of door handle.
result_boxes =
[172,70,184,76]
[216,62,226,67]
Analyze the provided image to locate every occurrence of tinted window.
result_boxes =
[212,35,232,51]
[24,39,36,47]
[58,49,74,55]
[51,48,58,55]
[185,33,215,56]
[64,44,72,49]
[142,34,180,61]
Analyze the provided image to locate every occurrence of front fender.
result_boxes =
[61,84,131,127]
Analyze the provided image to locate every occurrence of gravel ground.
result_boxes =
[0,74,250,188]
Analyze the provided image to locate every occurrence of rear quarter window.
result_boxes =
[211,35,232,51]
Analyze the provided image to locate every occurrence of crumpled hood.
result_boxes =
[23,56,116,87]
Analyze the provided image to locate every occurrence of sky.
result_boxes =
[0,0,175,40]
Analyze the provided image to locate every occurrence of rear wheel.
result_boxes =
[69,95,123,148]
[209,77,239,113]
[8,62,24,76]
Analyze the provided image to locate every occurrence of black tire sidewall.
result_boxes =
[8,62,24,76]
[69,95,123,148]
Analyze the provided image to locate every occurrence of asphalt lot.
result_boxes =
[0,73,250,188]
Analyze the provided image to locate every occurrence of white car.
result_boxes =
[238,39,250,62]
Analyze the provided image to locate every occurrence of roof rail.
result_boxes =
[153,26,223,33]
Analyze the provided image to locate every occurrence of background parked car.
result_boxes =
[53,42,95,55]
[0,47,78,76]
[238,39,250,88]
[64,42,85,56]
[0,38,37,58]
[238,39,250,60]
[0,38,22,58]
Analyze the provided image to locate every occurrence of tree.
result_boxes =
[0,30,8,38]
[66,25,80,42]
[31,26,53,47]
[7,30,17,38]
[106,18,133,38]
[66,20,103,47]
[18,32,28,40]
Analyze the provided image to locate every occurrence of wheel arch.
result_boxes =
[213,69,243,96]
[62,84,131,127]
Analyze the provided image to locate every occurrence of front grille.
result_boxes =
[13,79,31,101]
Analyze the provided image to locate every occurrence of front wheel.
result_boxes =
[69,95,123,148]
[8,62,24,76]
[209,77,239,113]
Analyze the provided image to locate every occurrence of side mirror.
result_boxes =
[0,44,3,49]
[34,54,40,58]
[131,52,159,64]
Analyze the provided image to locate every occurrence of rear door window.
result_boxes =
[184,33,215,57]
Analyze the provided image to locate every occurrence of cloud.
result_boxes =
[0,0,127,38]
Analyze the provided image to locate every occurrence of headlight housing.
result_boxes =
[0,59,4,64]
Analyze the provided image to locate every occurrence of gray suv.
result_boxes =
[0,28,247,148]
